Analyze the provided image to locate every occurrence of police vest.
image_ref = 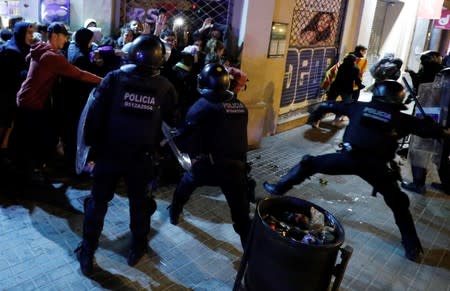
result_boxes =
[343,102,400,160]
[188,97,248,162]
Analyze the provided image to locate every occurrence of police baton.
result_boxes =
[401,76,427,117]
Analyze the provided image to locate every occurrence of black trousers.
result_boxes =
[172,159,251,245]
[82,154,155,250]
[9,108,58,182]
[284,151,420,245]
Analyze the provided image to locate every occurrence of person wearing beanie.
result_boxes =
[84,18,97,28]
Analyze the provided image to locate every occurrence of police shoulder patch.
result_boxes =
[222,100,246,114]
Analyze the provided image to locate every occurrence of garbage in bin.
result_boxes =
[262,206,338,245]
[233,196,353,291]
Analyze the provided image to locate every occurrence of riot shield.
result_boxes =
[434,69,450,174]
[75,89,96,174]
[408,82,443,169]
[434,68,450,127]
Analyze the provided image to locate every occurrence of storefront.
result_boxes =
[4,0,450,147]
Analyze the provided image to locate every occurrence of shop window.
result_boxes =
[0,0,20,28]
[120,0,233,34]
[278,0,347,122]
[39,0,70,25]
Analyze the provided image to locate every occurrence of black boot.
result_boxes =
[74,242,95,276]
[401,181,426,194]
[263,159,312,196]
[430,182,450,195]
[263,181,286,196]
[401,166,426,194]
[168,188,190,225]
[393,202,424,262]
[247,177,256,203]
[167,203,183,225]
[127,236,148,266]
[402,239,424,262]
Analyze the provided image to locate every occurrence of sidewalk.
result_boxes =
[0,122,449,290]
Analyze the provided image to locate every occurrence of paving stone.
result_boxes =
[0,124,448,290]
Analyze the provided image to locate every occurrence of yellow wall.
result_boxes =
[340,0,364,55]
[239,0,295,146]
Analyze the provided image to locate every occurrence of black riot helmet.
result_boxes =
[128,35,165,70]
[420,50,441,64]
[372,80,407,109]
[197,63,231,97]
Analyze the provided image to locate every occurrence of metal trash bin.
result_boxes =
[234,196,352,291]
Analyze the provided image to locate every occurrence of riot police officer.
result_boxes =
[263,80,450,262]
[75,35,178,275]
[168,63,252,247]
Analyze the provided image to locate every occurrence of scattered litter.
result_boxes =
[262,207,337,245]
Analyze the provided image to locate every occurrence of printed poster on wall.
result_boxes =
[278,0,346,122]
[434,8,450,30]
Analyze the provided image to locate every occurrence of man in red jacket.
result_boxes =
[12,22,102,189]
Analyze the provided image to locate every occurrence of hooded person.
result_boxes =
[57,27,99,173]
[84,18,97,28]
[0,22,34,165]
[11,22,102,188]
[70,28,94,61]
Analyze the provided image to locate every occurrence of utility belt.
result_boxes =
[339,142,392,161]
[193,153,244,166]
[339,142,354,153]
[338,143,368,156]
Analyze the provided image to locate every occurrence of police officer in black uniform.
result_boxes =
[263,80,450,262]
[75,35,178,275]
[168,63,252,247]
